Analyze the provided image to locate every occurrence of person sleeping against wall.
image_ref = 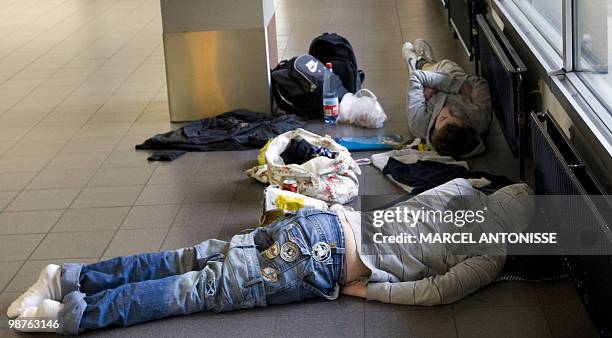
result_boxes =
[403,39,492,158]
[6,178,534,335]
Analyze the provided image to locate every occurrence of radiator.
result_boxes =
[448,0,485,59]
[476,14,527,177]
[530,111,612,337]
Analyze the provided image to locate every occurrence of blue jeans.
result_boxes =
[57,209,345,335]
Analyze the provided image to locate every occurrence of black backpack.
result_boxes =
[270,54,347,119]
[308,33,365,93]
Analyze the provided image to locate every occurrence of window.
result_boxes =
[511,0,563,54]
[575,0,612,114]
[497,0,612,135]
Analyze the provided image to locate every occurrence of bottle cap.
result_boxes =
[325,62,332,69]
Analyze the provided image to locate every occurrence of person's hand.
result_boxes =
[341,280,367,299]
[423,86,437,100]
[460,83,472,96]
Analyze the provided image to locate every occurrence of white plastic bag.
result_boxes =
[338,89,387,128]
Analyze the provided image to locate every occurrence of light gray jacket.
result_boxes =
[406,64,492,157]
[345,178,534,305]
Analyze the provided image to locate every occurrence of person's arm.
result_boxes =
[365,254,505,305]
[458,76,493,137]
[463,76,492,114]
[412,70,466,94]
[406,70,464,137]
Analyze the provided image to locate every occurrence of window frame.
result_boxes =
[492,0,612,158]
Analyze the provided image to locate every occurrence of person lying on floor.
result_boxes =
[403,38,492,158]
[7,178,533,335]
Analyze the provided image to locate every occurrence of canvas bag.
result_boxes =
[265,128,361,204]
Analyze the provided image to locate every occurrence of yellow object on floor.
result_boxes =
[257,139,273,165]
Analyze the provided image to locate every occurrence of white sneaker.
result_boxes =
[7,264,61,318]
[402,42,418,71]
[414,38,435,64]
[14,300,63,332]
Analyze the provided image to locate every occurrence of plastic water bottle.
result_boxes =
[323,62,339,124]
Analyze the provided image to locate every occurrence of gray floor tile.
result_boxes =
[76,122,132,138]
[88,312,273,338]
[88,166,155,187]
[26,168,96,189]
[233,178,266,201]
[0,172,37,191]
[157,152,204,168]
[45,152,109,170]
[101,150,157,168]
[274,311,364,338]
[455,306,552,338]
[160,225,223,250]
[194,165,244,182]
[453,282,539,308]
[121,204,180,229]
[148,165,198,184]
[104,228,168,257]
[225,200,262,226]
[61,135,122,153]
[0,234,44,261]
[135,184,190,205]
[363,174,405,195]
[72,186,143,208]
[6,189,79,211]
[0,141,15,157]
[172,202,230,227]
[365,307,457,338]
[276,296,365,317]
[0,210,63,234]
[0,261,22,291]
[184,181,237,203]
[534,280,583,306]
[5,139,68,157]
[542,304,599,338]
[0,191,18,211]
[0,156,50,174]
[31,231,114,259]
[4,258,97,293]
[53,207,130,232]
[115,135,150,151]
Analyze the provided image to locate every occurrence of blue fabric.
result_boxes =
[335,135,403,151]
[57,209,344,335]
[255,209,345,305]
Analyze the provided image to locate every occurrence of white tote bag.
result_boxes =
[264,128,361,204]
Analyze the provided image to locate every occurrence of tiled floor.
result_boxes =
[0,0,599,337]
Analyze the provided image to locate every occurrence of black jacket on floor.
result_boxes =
[136,110,305,153]
[382,158,514,195]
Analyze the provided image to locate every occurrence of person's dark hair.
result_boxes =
[431,123,478,158]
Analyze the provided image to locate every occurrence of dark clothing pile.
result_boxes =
[364,159,515,211]
[382,158,514,195]
[280,137,337,165]
[146,150,186,162]
[136,110,305,161]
